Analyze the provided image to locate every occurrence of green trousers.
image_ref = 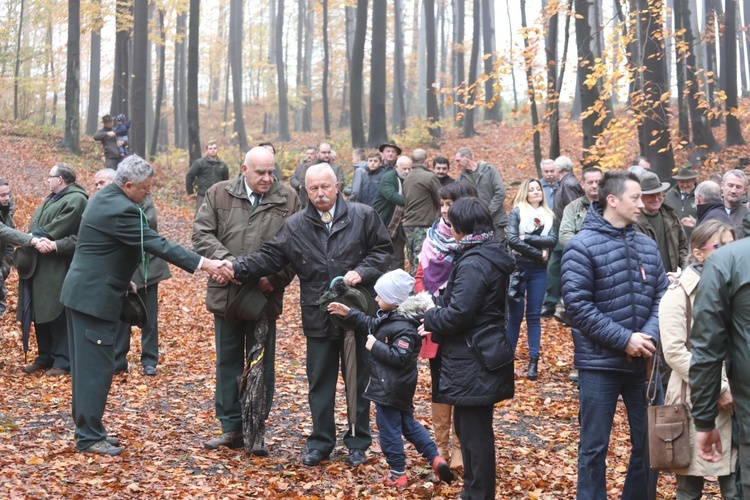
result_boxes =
[67,308,118,450]
[214,314,276,433]
[114,284,160,371]
[306,335,371,455]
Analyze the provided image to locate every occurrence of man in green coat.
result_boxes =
[193,147,299,453]
[690,236,750,496]
[372,157,412,270]
[20,163,88,377]
[60,155,227,455]
[0,179,36,316]
[186,141,230,215]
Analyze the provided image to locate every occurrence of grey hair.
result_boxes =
[723,169,748,186]
[95,168,117,182]
[554,156,574,173]
[627,165,647,180]
[412,149,427,163]
[115,155,155,185]
[54,163,77,184]
[456,147,473,159]
[305,163,337,184]
[695,180,722,203]
[540,158,555,169]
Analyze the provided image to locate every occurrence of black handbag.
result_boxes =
[466,323,515,371]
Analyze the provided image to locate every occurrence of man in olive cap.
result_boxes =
[379,140,402,170]
[92,115,122,170]
[664,165,698,238]
[635,172,688,276]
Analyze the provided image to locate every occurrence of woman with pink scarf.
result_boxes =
[413,181,476,469]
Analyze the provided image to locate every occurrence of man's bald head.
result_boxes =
[242,146,276,195]
[244,146,275,169]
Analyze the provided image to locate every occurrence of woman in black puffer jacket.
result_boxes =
[422,197,516,500]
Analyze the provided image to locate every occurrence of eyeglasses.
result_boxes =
[48,174,60,179]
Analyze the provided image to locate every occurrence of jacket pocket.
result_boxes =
[84,329,115,346]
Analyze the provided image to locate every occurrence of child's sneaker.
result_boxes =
[432,456,455,483]
[384,471,408,487]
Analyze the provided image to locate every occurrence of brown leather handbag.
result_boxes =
[646,295,693,471]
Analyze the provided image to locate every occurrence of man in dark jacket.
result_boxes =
[663,165,698,238]
[455,147,508,244]
[432,156,454,186]
[185,141,229,214]
[223,163,393,468]
[92,115,122,170]
[60,155,226,455]
[21,164,88,377]
[0,180,25,316]
[543,155,584,316]
[695,180,731,227]
[192,147,299,453]
[562,171,668,499]
[402,149,441,276]
[690,237,750,497]
[721,169,748,238]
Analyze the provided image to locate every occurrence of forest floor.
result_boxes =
[2,116,747,498]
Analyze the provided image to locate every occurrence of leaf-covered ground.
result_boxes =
[2,118,743,498]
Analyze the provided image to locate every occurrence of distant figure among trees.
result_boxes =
[92,115,122,170]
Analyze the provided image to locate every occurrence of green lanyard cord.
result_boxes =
[137,206,150,289]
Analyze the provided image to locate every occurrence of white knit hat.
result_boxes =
[374,269,415,306]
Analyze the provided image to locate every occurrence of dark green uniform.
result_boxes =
[60,182,201,450]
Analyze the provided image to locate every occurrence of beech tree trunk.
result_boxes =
[174,12,187,149]
[229,0,249,152]
[131,0,148,157]
[481,0,501,122]
[85,0,102,135]
[392,0,407,133]
[13,0,24,121]
[149,9,166,158]
[276,0,291,142]
[521,0,541,169]
[452,0,465,123]
[463,0,480,138]
[187,0,202,163]
[425,0,441,136]
[111,0,130,115]
[723,0,746,145]
[63,0,81,154]
[322,0,331,137]
[302,0,313,132]
[368,0,389,146]
[350,0,368,147]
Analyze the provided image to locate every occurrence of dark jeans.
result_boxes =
[214,314,276,433]
[306,335,371,455]
[577,369,648,500]
[543,242,563,309]
[376,404,438,472]
[506,261,547,359]
[455,405,496,500]
[35,311,69,370]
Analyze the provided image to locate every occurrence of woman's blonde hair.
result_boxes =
[512,178,554,218]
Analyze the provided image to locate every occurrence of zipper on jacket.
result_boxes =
[623,231,639,332]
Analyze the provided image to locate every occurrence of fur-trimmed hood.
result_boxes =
[397,292,434,320]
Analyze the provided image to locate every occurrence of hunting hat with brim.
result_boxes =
[102,114,113,123]
[13,246,37,280]
[121,293,148,328]
[640,172,670,194]
[224,283,268,325]
[319,277,376,330]
[672,165,698,180]
[378,140,402,156]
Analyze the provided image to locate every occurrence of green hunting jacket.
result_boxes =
[185,156,230,196]
[372,169,404,226]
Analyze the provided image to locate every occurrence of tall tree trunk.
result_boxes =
[322,0,331,137]
[229,0,249,152]
[549,0,573,159]
[452,0,465,123]
[302,0,313,131]
[350,0,368,147]
[174,12,187,148]
[85,0,102,135]
[637,0,675,180]
[13,0,25,121]
[673,0,690,143]
[463,0,480,138]
[276,0,291,141]
[392,0,407,133]
[149,9,166,158]
[706,1,722,126]
[438,0,447,108]
[425,0,441,136]
[187,0,202,163]
[131,0,148,157]
[64,0,81,154]
[521,0,541,169]
[49,22,57,126]
[368,0,389,146]
[505,0,519,110]
[339,5,355,128]
[723,0,746,145]
[545,0,558,117]
[481,0,501,121]
[743,0,750,94]
[112,0,130,115]
[295,0,305,131]
[678,0,720,160]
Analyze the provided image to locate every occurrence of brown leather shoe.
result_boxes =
[80,440,123,456]
[45,367,69,377]
[204,430,243,450]
[22,363,49,374]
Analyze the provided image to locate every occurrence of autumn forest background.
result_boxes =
[1,0,750,498]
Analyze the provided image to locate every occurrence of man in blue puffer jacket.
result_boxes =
[561,171,669,500]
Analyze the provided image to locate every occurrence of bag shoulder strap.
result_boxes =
[682,292,692,404]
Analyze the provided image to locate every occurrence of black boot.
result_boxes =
[527,358,539,381]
